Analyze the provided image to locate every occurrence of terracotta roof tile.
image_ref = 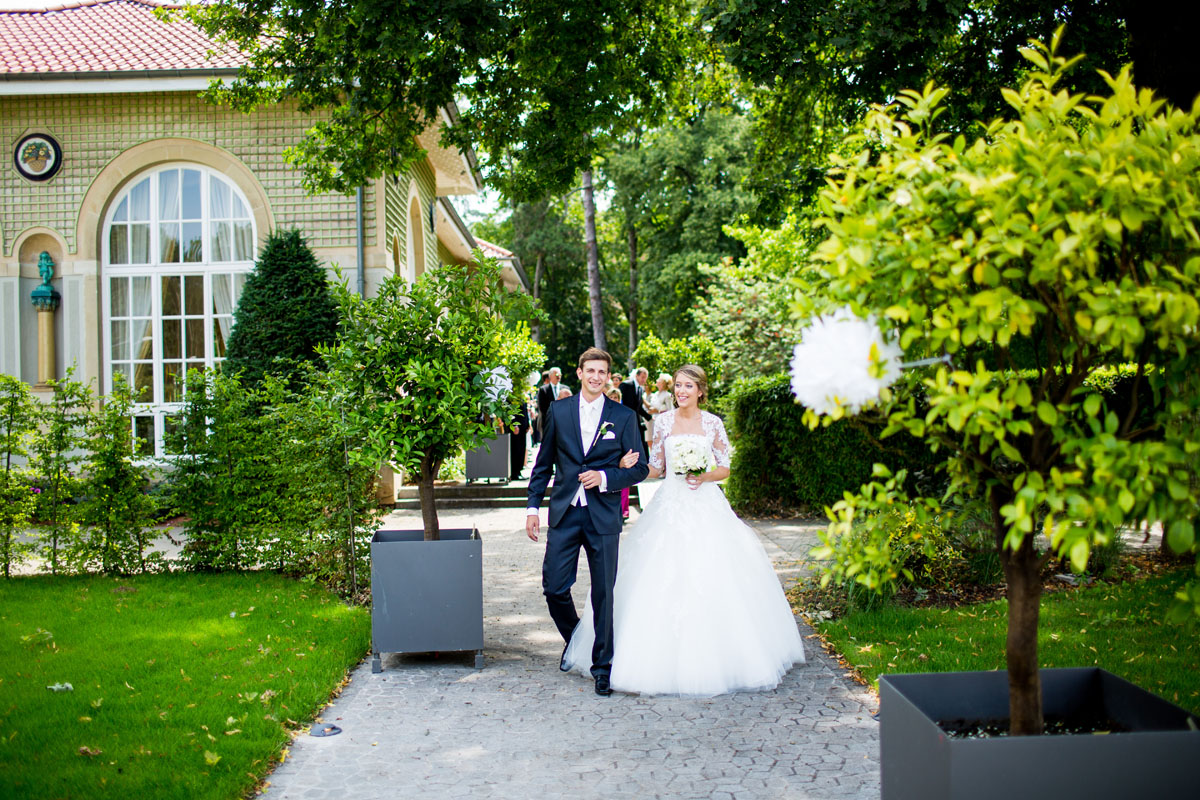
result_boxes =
[0,0,244,75]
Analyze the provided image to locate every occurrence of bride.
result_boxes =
[562,364,805,695]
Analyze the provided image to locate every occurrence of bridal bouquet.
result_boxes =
[669,438,714,477]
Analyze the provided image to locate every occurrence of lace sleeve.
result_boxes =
[705,412,732,469]
[649,410,671,472]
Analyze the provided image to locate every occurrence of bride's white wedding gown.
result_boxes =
[562,409,805,696]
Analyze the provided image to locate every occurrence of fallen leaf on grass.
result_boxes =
[225,729,242,736]
[204,751,221,766]
[78,746,102,757]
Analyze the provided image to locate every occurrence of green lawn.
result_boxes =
[0,572,370,800]
[811,568,1200,714]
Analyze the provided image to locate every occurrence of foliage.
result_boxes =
[604,110,759,340]
[807,567,1200,715]
[321,256,535,540]
[0,572,369,800]
[29,370,91,576]
[797,37,1200,733]
[76,374,160,575]
[166,369,380,596]
[723,373,938,514]
[185,0,692,199]
[222,229,338,390]
[693,258,798,382]
[631,333,723,397]
[496,322,547,395]
[703,0,1133,219]
[0,375,38,578]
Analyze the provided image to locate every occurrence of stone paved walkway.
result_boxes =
[262,483,881,799]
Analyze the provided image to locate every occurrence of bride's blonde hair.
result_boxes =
[672,364,708,405]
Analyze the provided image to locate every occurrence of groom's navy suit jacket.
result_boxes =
[527,395,649,534]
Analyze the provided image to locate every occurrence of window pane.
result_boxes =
[112,196,128,223]
[182,222,203,263]
[160,223,180,263]
[163,318,181,360]
[110,320,129,362]
[110,277,128,317]
[213,316,231,358]
[111,362,131,389]
[161,276,181,316]
[211,274,232,315]
[133,362,154,402]
[163,362,183,403]
[130,178,151,220]
[134,415,155,457]
[186,319,204,359]
[133,317,154,361]
[182,169,202,219]
[108,225,128,265]
[232,193,248,219]
[130,224,150,264]
[233,221,253,261]
[212,221,231,262]
[233,273,246,304]
[159,169,180,220]
[210,178,231,218]
[185,276,204,315]
[132,277,151,317]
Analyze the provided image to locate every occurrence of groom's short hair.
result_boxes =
[577,347,612,372]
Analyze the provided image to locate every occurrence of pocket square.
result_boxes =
[602,431,617,440]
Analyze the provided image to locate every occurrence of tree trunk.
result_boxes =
[418,454,441,542]
[627,225,638,367]
[532,253,545,343]
[581,170,607,350]
[994,489,1044,735]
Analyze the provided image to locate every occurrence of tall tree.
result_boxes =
[703,0,1136,220]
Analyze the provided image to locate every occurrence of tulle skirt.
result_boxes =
[562,476,805,696]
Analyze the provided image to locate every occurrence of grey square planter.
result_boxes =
[465,433,510,482]
[879,668,1200,800]
[370,527,484,671]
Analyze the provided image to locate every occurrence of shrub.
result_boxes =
[222,229,338,389]
[29,370,91,575]
[0,375,38,578]
[723,373,938,513]
[76,374,160,574]
[632,332,724,396]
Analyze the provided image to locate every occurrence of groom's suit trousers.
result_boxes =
[543,503,619,677]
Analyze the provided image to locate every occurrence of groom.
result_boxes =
[526,348,649,696]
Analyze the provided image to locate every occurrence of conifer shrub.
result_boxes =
[222,229,338,388]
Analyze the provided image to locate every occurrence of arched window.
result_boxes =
[406,190,425,281]
[102,165,256,457]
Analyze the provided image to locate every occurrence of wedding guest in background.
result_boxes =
[646,372,675,452]
[537,368,561,443]
[607,386,632,520]
[510,397,531,481]
[619,367,654,458]
[557,385,573,400]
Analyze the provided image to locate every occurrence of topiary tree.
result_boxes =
[798,34,1200,735]
[321,255,537,541]
[223,228,338,388]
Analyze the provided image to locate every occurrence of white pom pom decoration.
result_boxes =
[483,366,512,403]
[789,308,903,415]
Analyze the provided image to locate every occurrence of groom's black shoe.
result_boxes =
[594,674,613,696]
[560,642,571,672]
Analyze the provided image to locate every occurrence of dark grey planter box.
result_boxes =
[880,668,1200,800]
[465,433,509,482]
[370,528,484,671]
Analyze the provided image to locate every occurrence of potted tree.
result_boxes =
[322,256,538,671]
[795,35,1200,797]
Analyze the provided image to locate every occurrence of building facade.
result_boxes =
[1,0,517,458]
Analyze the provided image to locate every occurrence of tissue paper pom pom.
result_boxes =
[789,308,902,415]
[483,366,512,402]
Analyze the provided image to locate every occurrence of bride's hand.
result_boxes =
[686,472,706,490]
[619,449,640,469]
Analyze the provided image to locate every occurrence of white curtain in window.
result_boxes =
[212,273,234,344]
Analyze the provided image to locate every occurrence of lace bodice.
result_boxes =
[649,409,732,474]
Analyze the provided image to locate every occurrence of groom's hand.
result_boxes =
[526,514,539,542]
[579,470,604,489]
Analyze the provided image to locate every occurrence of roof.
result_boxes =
[0,0,242,75]
[474,237,531,294]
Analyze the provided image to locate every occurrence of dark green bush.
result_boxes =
[724,373,939,514]
[222,229,338,389]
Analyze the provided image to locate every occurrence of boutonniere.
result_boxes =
[598,421,614,438]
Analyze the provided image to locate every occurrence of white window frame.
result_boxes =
[101,164,256,458]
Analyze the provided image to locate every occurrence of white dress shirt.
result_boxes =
[526,393,610,518]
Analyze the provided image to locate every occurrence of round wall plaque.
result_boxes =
[14,133,63,182]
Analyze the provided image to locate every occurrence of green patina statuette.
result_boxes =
[30,251,60,311]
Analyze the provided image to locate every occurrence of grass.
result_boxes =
[809,567,1200,714]
[0,572,370,800]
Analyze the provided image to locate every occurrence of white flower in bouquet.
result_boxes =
[482,366,512,403]
[789,307,902,416]
[669,437,714,477]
